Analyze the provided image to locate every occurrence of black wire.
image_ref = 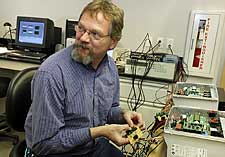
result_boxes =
[127,59,138,111]
[181,60,189,81]
[134,41,162,107]
[168,44,174,54]
[2,28,16,38]
[145,40,161,54]
[116,50,130,61]
[121,123,165,157]
[134,33,151,52]
[126,34,165,111]
[152,83,169,106]
[176,58,188,82]
[128,34,151,111]
[129,40,161,111]
[135,60,154,110]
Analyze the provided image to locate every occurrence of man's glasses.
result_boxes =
[75,24,110,41]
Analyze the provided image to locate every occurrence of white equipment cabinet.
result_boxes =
[164,106,225,157]
[173,82,219,110]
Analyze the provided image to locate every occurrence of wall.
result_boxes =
[221,64,225,90]
[0,0,225,84]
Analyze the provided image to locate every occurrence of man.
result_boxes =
[24,0,144,156]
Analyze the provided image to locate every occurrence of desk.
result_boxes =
[0,59,39,79]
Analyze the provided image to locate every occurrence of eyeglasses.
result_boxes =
[75,24,110,41]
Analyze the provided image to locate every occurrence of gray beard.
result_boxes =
[71,44,93,65]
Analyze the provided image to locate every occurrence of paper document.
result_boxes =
[0,47,11,54]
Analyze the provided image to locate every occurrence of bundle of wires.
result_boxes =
[121,112,167,157]
[127,33,162,111]
[177,58,189,82]
[126,33,188,111]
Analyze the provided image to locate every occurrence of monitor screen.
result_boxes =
[15,16,54,53]
[18,21,45,45]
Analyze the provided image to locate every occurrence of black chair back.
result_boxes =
[6,66,39,132]
[0,77,11,97]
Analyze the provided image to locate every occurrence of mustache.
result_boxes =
[74,43,90,50]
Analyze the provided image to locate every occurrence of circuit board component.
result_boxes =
[126,126,143,144]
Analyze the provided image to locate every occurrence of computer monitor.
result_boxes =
[15,16,55,54]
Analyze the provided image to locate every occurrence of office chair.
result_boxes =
[0,77,19,144]
[4,66,39,157]
[0,77,10,97]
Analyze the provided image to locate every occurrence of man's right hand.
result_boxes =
[90,124,131,146]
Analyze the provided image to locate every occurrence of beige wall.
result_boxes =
[0,0,225,85]
[220,64,225,90]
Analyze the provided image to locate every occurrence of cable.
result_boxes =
[168,44,174,54]
[2,28,16,38]
[134,33,151,52]
[127,38,161,111]
[3,22,13,40]
[127,58,138,111]
[152,83,170,106]
[176,58,189,82]
[116,50,131,61]
[145,40,161,54]
[133,41,164,110]
[121,117,166,157]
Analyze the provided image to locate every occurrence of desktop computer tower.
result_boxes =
[54,27,62,46]
[65,19,78,47]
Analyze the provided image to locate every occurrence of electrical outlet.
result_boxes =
[156,37,164,49]
[167,38,174,49]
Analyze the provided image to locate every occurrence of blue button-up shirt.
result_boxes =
[24,45,124,155]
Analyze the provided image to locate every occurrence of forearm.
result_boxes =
[90,125,107,139]
[33,125,115,155]
[32,127,92,155]
[90,124,130,146]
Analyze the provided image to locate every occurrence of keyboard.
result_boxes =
[8,50,47,60]
[0,50,47,64]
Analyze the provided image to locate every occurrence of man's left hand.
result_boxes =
[123,110,145,129]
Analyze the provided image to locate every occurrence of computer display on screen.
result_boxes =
[18,21,45,45]
[15,16,55,53]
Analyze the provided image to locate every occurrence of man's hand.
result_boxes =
[122,110,145,129]
[90,124,131,146]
